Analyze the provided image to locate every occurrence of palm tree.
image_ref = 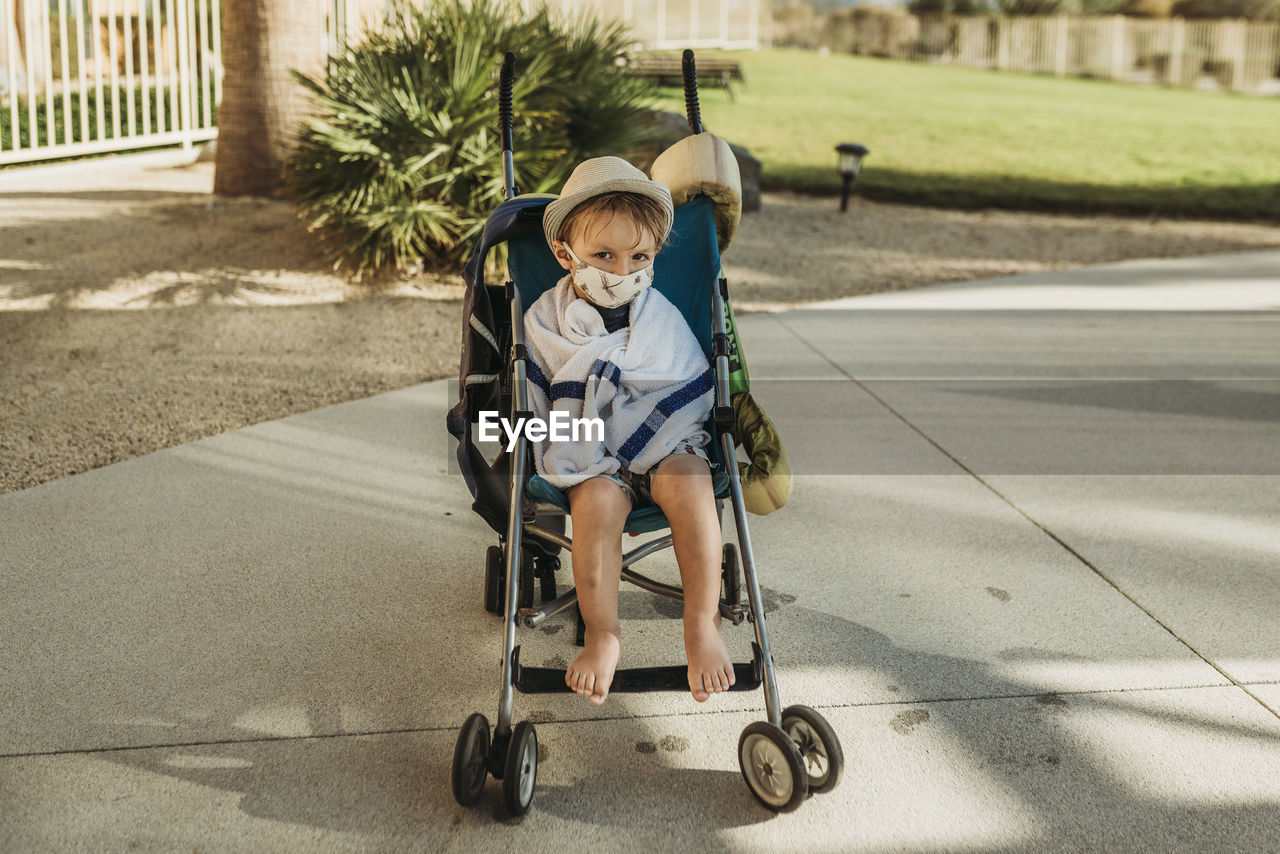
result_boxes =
[213,0,326,197]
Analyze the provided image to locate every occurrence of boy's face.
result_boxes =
[552,211,660,302]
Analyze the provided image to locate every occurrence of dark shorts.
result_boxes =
[606,443,713,507]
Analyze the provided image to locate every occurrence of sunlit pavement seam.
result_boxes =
[3,681,1262,763]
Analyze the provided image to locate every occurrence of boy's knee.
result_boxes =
[650,455,711,505]
[569,476,631,525]
[655,454,710,483]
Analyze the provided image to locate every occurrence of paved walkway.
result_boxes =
[3,251,1279,851]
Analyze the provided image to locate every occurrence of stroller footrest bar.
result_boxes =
[515,662,762,694]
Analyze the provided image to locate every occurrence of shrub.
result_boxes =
[997,0,1069,13]
[1171,0,1280,18]
[286,0,660,277]
[908,0,998,11]
[1119,0,1174,17]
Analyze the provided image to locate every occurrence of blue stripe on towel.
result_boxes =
[615,368,714,467]
[590,359,622,388]
[549,360,619,404]
[550,381,587,403]
[527,358,552,398]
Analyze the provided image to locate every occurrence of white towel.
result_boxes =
[524,276,713,490]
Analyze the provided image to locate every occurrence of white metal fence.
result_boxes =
[2,0,768,167]
[1,0,224,165]
[774,12,1280,95]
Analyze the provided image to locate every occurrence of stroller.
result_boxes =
[445,50,842,816]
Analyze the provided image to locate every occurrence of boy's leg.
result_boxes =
[565,476,631,705]
[648,453,736,702]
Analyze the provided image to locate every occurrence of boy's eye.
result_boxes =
[593,252,613,261]
[632,253,650,262]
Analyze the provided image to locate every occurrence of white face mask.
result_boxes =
[563,244,654,309]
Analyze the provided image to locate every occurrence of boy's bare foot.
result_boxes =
[566,628,622,705]
[684,616,735,702]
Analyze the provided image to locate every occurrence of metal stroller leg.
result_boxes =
[496,431,528,741]
[452,256,540,819]
[719,432,782,728]
[496,280,533,743]
[704,240,844,810]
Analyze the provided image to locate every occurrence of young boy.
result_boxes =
[523,156,735,706]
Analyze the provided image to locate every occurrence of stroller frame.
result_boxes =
[448,50,842,817]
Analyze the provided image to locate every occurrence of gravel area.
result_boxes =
[4,150,1280,494]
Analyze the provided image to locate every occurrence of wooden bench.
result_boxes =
[627,53,745,100]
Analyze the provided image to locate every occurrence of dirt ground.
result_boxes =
[4,151,1280,494]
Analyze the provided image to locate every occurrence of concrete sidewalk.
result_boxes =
[3,252,1279,852]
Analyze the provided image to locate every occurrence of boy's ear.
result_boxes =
[551,240,574,271]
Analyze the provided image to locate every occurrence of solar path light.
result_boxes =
[835,143,869,213]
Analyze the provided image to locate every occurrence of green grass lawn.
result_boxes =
[654,49,1280,221]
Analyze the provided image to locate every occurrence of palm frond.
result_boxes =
[285,0,659,275]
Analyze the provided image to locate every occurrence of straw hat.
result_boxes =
[542,156,674,251]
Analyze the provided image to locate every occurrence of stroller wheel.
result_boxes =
[738,721,808,812]
[781,704,844,794]
[721,543,741,606]
[451,713,490,807]
[502,721,538,816]
[484,546,504,615]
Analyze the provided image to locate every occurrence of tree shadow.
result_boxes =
[10,397,1279,845]
[1,190,212,203]
[0,189,344,309]
[947,378,1280,426]
[86,594,1280,847]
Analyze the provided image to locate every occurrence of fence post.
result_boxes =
[1168,17,1184,86]
[1054,14,1068,77]
[1109,14,1124,81]
[175,0,193,148]
[1228,19,1246,92]
[996,16,1009,71]
[5,0,18,150]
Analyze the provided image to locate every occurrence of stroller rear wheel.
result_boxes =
[781,704,844,794]
[483,546,505,615]
[451,713,490,807]
[738,721,808,812]
[721,543,741,606]
[502,721,539,816]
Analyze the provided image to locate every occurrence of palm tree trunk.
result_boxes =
[214,0,326,198]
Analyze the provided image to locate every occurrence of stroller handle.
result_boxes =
[500,52,517,199]
[682,49,704,135]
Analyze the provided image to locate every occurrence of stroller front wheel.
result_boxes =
[781,704,844,794]
[502,721,538,816]
[451,712,490,807]
[738,721,808,812]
